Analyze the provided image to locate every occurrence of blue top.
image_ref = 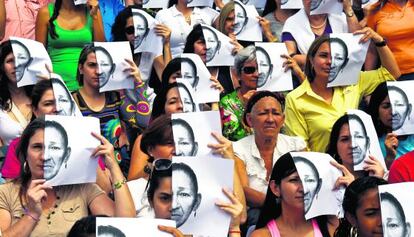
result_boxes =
[379,134,414,159]
[99,0,125,41]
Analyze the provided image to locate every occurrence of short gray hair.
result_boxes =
[234,45,256,77]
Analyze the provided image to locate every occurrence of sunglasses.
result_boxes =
[153,158,172,171]
[125,26,134,35]
[242,66,258,74]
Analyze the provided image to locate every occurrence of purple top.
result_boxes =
[281,20,333,42]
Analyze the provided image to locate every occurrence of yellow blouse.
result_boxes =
[284,67,394,152]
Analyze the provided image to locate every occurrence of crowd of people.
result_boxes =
[0,0,413,236]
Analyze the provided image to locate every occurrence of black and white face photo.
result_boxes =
[181,58,198,89]
[177,81,197,113]
[95,47,115,89]
[310,0,323,11]
[379,183,414,237]
[202,26,220,63]
[132,12,149,49]
[281,0,289,5]
[11,40,32,83]
[256,46,272,88]
[348,115,370,166]
[328,38,349,83]
[51,78,75,116]
[172,118,198,157]
[388,85,412,132]
[234,1,248,36]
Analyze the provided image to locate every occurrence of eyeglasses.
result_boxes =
[153,159,172,171]
[125,26,134,35]
[242,66,258,74]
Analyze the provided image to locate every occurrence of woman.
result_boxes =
[233,91,306,229]
[0,118,135,237]
[35,0,105,91]
[155,0,219,58]
[261,0,299,42]
[147,158,244,237]
[183,24,233,96]
[1,79,57,180]
[112,6,172,138]
[334,176,387,237]
[251,152,335,237]
[284,28,400,153]
[0,41,33,147]
[367,82,414,167]
[366,0,414,80]
[72,44,140,175]
[282,0,361,67]
[326,114,386,179]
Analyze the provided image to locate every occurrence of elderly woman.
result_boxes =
[219,45,257,141]
[233,91,306,229]
[0,118,135,237]
[284,28,400,153]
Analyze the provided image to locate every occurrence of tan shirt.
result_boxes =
[0,182,104,237]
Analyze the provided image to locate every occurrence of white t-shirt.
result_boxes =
[233,133,306,194]
[156,5,219,58]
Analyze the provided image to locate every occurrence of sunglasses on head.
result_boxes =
[242,66,258,74]
[153,158,172,171]
[125,26,134,35]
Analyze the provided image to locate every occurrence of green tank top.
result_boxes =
[47,3,93,91]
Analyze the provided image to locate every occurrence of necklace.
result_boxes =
[310,17,327,29]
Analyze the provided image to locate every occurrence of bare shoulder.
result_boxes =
[250,227,271,237]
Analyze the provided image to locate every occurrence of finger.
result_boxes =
[330,160,351,175]
[91,132,109,145]
[158,225,182,236]
[222,187,239,203]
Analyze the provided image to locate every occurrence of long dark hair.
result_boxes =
[151,82,178,120]
[76,44,95,86]
[304,35,330,83]
[140,115,173,162]
[147,165,172,204]
[111,6,135,42]
[16,118,45,208]
[334,176,387,237]
[183,24,204,54]
[366,82,389,137]
[0,41,33,111]
[326,114,349,163]
[31,79,53,111]
[262,0,277,16]
[48,0,63,39]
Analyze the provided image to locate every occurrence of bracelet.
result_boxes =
[24,209,40,222]
[229,230,241,234]
[113,179,127,190]
[289,53,297,58]
[375,39,387,47]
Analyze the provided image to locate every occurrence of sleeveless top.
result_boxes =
[47,3,93,91]
[266,219,323,237]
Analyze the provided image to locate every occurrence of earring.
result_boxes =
[23,161,27,170]
[194,211,197,217]
[275,196,281,205]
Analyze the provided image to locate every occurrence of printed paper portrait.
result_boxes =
[291,152,344,220]
[347,109,386,171]
[187,0,214,7]
[379,182,414,237]
[50,73,83,117]
[10,37,52,87]
[180,53,219,103]
[327,33,370,88]
[44,115,101,186]
[234,0,262,42]
[96,217,176,237]
[172,110,222,157]
[386,81,414,136]
[201,24,235,67]
[142,0,169,9]
[176,79,199,113]
[94,41,134,92]
[310,0,342,15]
[132,9,163,56]
[172,156,234,236]
[255,42,293,92]
[280,0,303,9]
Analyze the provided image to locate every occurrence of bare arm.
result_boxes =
[88,0,105,42]
[285,40,307,68]
[343,0,362,33]
[0,0,5,40]
[127,134,150,181]
[35,6,50,46]
[364,42,379,70]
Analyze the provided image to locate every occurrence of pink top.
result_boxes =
[1,138,20,179]
[266,219,323,237]
[1,0,50,42]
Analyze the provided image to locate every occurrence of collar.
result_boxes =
[170,5,201,17]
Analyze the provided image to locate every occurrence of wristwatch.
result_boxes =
[375,39,387,47]
[345,10,354,17]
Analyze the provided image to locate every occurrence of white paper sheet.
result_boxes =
[201,24,235,67]
[96,217,176,236]
[234,0,262,42]
[387,81,414,136]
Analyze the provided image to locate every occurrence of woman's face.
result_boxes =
[3,52,17,83]
[149,143,175,159]
[79,52,99,89]
[193,39,207,64]
[294,160,319,213]
[168,71,182,84]
[378,96,393,128]
[352,189,383,237]
[311,42,331,82]
[152,177,173,220]
[382,199,408,237]
[125,17,135,46]
[164,87,183,115]
[247,97,284,137]
[224,10,235,35]
[336,123,354,170]
[33,89,57,117]
[240,60,259,90]
[26,128,45,179]
[278,172,305,211]
[172,169,198,227]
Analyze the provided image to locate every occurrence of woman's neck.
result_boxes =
[80,84,101,98]
[8,83,27,99]
[255,133,278,152]
[278,205,308,229]
[274,9,296,23]
[61,0,77,10]
[176,1,192,15]
[310,78,333,102]
[309,14,328,23]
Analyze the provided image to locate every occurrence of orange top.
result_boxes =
[367,0,414,75]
